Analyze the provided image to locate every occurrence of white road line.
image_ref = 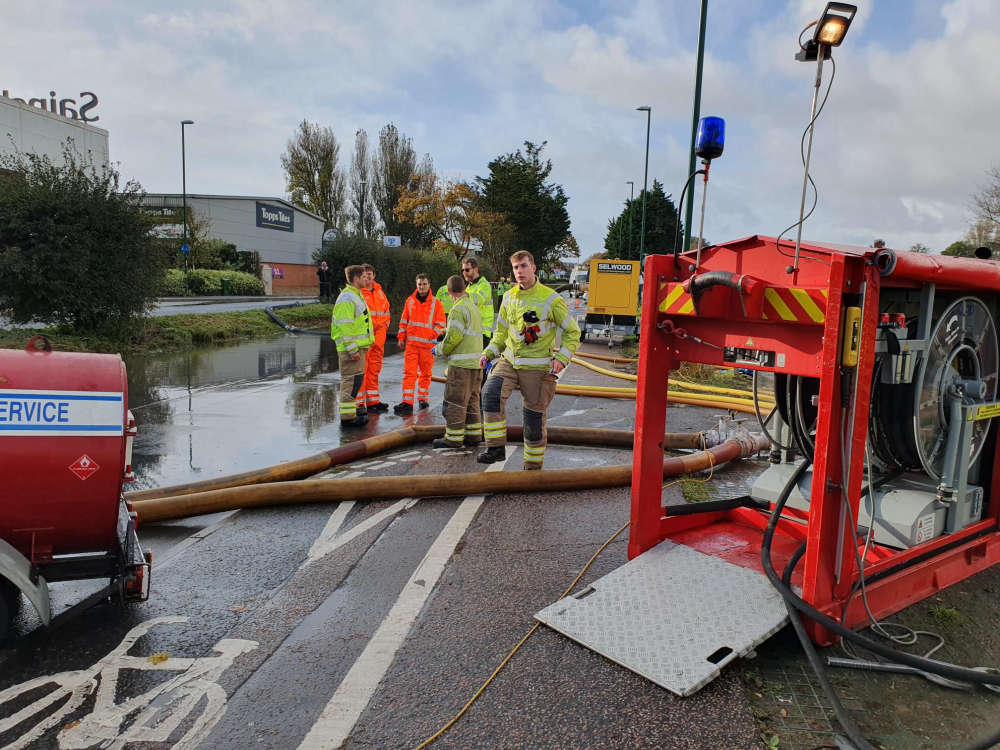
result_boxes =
[349,459,396,470]
[301,498,418,569]
[297,448,511,750]
[303,501,355,564]
[337,471,366,479]
[393,450,423,459]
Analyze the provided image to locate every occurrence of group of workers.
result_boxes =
[329,251,581,470]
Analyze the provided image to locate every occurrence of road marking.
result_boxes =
[301,498,418,569]
[297,448,511,750]
[338,471,365,479]
[393,450,423,459]
[350,459,396,470]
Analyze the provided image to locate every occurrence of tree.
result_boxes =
[349,129,376,238]
[475,141,572,270]
[603,180,681,259]
[973,165,1000,230]
[280,120,347,230]
[394,175,479,261]
[942,240,974,258]
[909,243,931,254]
[371,123,434,245]
[0,145,167,332]
[468,209,515,277]
[965,218,1000,255]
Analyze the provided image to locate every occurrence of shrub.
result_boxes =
[224,271,265,296]
[181,269,263,296]
[160,269,189,296]
[185,269,223,295]
[0,145,169,332]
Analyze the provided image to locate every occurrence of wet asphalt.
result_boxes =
[0,327,766,749]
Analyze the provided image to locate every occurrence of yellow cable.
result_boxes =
[569,357,773,400]
[414,520,632,749]
[662,448,715,492]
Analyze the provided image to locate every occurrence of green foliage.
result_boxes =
[160,269,189,296]
[909,242,931,254]
[943,240,974,257]
[183,269,264,296]
[316,235,457,326]
[0,145,169,332]
[476,141,572,271]
[605,180,682,259]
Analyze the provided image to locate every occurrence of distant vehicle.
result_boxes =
[582,259,640,345]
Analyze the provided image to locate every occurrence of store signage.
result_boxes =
[1,89,100,122]
[384,236,401,248]
[256,201,294,232]
[597,262,634,274]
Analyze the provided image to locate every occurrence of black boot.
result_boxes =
[432,438,464,450]
[393,403,414,415]
[476,446,506,464]
[341,414,369,428]
[419,400,429,410]
[370,402,390,413]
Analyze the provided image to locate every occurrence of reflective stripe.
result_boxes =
[333,318,354,326]
[557,347,573,360]
[409,335,439,344]
[449,352,481,362]
[486,344,500,357]
[513,356,551,366]
[495,316,509,330]
[559,315,575,330]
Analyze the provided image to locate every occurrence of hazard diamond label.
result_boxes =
[69,454,100,481]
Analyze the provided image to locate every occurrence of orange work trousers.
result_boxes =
[401,346,434,405]
[359,327,388,407]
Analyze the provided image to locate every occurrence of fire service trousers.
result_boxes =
[401,346,434,405]
[442,367,482,446]
[338,348,368,421]
[482,358,557,469]
[358,328,387,408]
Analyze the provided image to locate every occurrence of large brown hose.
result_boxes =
[125,425,708,503]
[131,435,769,523]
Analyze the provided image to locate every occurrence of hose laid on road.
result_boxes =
[569,357,770,399]
[265,302,327,336]
[573,351,638,364]
[131,434,770,524]
[125,425,709,503]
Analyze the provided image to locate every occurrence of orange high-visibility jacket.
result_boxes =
[398,291,446,350]
[362,281,391,334]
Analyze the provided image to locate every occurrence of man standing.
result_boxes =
[435,281,455,317]
[478,251,580,469]
[431,275,483,450]
[317,261,332,302]
[461,257,494,349]
[359,263,390,413]
[394,274,446,414]
[330,265,374,428]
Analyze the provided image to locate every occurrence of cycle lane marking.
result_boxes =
[296,447,512,750]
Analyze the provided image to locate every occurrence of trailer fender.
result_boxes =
[0,538,52,626]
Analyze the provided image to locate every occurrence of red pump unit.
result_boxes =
[631,237,1000,644]
[0,340,149,641]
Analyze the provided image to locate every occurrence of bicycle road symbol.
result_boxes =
[0,616,258,749]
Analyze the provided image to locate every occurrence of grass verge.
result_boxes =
[0,304,333,356]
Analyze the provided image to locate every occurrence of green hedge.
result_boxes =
[158,269,265,297]
[316,237,460,328]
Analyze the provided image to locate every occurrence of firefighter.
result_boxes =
[431,275,483,449]
[479,250,581,469]
[394,274,446,414]
[461,256,494,348]
[330,264,374,427]
[435,281,455,316]
[359,263,390,413]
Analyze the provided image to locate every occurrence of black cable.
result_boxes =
[672,168,706,262]
[753,372,795,452]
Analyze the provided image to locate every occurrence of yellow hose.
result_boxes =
[570,356,776,400]
[570,356,637,381]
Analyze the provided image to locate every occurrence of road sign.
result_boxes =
[323,228,339,242]
[384,236,401,248]
[181,244,190,254]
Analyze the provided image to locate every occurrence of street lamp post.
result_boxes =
[636,106,651,261]
[359,179,367,238]
[180,120,194,270]
[683,0,709,255]
[626,181,635,259]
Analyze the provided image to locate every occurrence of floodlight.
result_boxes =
[814,3,856,46]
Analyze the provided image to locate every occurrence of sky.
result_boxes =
[3,0,998,257]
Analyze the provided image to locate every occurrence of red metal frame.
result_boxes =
[630,236,1000,644]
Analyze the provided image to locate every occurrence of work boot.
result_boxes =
[356,406,368,417]
[341,415,368,428]
[393,402,414,415]
[463,438,482,448]
[419,400,429,410]
[432,438,464,450]
[477,446,506,464]
[370,402,390,413]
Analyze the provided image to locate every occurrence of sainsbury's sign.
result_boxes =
[2,89,100,122]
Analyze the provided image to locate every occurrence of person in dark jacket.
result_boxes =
[317,261,332,302]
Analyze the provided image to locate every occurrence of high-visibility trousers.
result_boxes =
[442,367,482,446]
[338,348,368,421]
[481,358,557,469]
[358,327,387,407]
[401,346,434,405]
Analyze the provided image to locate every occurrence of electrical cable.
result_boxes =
[413,521,631,749]
[753,371,794,451]
[672,168,707,262]
[773,55,837,266]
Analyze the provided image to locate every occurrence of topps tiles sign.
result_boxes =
[2,89,100,122]
[256,201,294,232]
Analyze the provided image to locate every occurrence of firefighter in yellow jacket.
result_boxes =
[478,250,581,469]
[330,264,374,428]
[431,274,483,450]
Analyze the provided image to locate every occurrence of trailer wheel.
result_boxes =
[0,579,16,644]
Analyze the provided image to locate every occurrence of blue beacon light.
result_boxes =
[695,116,725,161]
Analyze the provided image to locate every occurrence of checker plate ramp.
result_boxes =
[534,539,788,697]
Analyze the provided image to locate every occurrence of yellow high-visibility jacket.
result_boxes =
[483,281,580,370]
[330,285,374,353]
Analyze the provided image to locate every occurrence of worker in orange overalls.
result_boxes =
[394,273,446,415]
[359,263,391,412]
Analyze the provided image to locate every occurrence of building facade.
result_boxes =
[143,194,326,296]
[1,96,109,168]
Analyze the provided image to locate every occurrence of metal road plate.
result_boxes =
[535,539,788,697]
